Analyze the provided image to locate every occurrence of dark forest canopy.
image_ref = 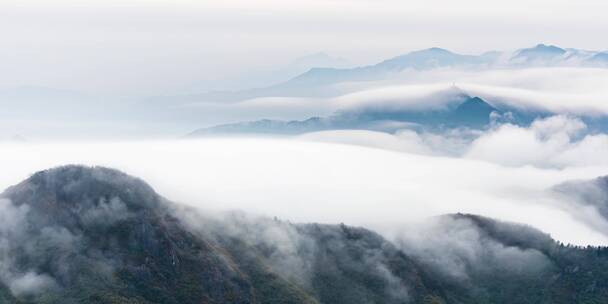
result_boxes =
[1,166,608,304]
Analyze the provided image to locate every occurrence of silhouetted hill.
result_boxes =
[188,94,536,136]
[3,166,608,303]
[399,213,608,303]
[510,44,567,65]
[0,166,259,303]
[0,166,439,303]
[586,52,608,65]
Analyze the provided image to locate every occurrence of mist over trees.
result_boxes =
[1,166,608,303]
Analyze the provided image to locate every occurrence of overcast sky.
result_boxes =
[2,0,608,95]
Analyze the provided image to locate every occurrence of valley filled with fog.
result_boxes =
[4,1,608,302]
[4,44,608,248]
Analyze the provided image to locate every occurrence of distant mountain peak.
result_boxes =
[458,96,495,108]
[374,47,484,71]
[535,43,564,50]
[511,44,567,64]
[4,165,162,212]
[414,47,453,54]
[394,47,457,59]
[587,51,608,63]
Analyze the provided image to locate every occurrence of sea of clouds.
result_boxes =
[2,66,608,247]
[1,132,607,246]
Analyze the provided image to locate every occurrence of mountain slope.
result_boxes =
[510,44,567,65]
[0,166,299,304]
[0,166,441,304]
[188,94,524,136]
[279,48,493,89]
[398,213,608,303]
[3,166,608,303]
[586,52,608,65]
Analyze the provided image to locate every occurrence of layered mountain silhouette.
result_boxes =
[1,166,608,303]
[188,92,544,136]
[510,44,567,65]
[12,44,605,138]
[148,44,608,106]
[282,44,608,89]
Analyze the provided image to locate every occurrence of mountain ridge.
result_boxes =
[145,44,608,108]
[3,166,608,303]
[187,93,537,136]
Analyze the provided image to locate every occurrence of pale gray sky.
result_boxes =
[1,0,608,94]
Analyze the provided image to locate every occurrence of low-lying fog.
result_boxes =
[3,66,608,246]
[2,131,608,246]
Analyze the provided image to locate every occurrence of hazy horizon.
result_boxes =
[4,2,608,302]
[2,0,608,95]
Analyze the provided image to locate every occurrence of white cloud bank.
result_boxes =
[300,115,608,169]
[183,68,608,129]
[1,136,608,246]
[330,68,608,114]
[465,115,608,167]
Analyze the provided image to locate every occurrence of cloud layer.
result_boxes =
[1,134,607,246]
[300,115,608,168]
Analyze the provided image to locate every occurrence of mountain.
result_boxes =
[509,44,567,65]
[405,213,608,303]
[148,44,608,106]
[375,48,488,70]
[0,166,260,304]
[585,52,608,65]
[144,47,500,106]
[198,216,445,304]
[154,48,479,101]
[508,44,608,67]
[0,166,442,303]
[188,93,542,136]
[3,165,608,303]
[279,48,494,89]
[345,95,501,128]
[290,44,608,88]
[134,43,608,130]
[188,117,329,136]
[552,175,608,225]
